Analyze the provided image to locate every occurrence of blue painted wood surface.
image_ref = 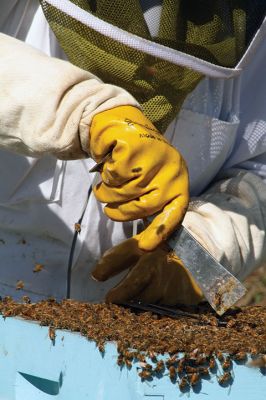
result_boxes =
[0,316,265,399]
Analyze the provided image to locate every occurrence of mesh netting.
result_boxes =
[39,0,266,131]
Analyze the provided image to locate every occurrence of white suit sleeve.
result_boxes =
[183,169,266,280]
[0,33,138,159]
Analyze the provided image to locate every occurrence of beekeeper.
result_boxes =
[0,1,265,304]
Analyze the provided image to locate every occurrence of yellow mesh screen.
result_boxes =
[39,0,265,131]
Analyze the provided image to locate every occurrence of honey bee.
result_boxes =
[138,369,152,380]
[98,343,105,353]
[168,346,178,355]
[33,263,44,273]
[16,280,24,290]
[177,358,186,374]
[168,366,177,381]
[154,360,164,374]
[195,355,207,365]
[216,351,225,363]
[233,352,247,362]
[213,293,222,308]
[209,356,216,370]
[3,310,13,318]
[185,366,197,374]
[2,296,13,303]
[125,358,132,369]
[166,355,178,368]
[218,371,232,385]
[74,223,81,233]
[222,356,231,370]
[178,376,189,391]
[249,347,259,358]
[48,326,56,341]
[135,353,146,363]
[148,351,158,363]
[22,295,31,304]
[204,349,214,358]
[130,351,138,360]
[47,297,56,303]
[226,319,236,328]
[139,362,152,371]
[198,367,210,376]
[117,354,125,367]
[189,372,200,386]
[124,351,134,361]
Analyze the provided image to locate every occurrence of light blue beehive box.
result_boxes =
[0,316,265,399]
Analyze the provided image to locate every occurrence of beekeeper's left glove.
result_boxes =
[90,105,189,251]
[91,237,203,305]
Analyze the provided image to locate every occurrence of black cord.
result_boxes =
[66,185,93,299]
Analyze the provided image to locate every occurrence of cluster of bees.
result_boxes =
[113,346,266,393]
[0,296,265,395]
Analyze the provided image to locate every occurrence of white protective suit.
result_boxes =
[0,0,266,302]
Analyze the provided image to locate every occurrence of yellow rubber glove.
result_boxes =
[90,106,189,251]
[91,238,203,305]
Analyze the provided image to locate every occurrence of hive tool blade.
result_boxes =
[166,225,247,315]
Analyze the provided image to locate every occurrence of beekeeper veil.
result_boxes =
[39,0,266,131]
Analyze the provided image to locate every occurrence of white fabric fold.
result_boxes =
[184,169,266,280]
